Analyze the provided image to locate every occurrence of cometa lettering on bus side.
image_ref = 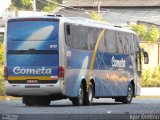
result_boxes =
[111,56,126,68]
[13,66,52,75]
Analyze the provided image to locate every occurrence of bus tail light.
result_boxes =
[58,66,64,79]
[4,67,8,80]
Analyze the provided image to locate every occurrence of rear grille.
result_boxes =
[8,80,58,84]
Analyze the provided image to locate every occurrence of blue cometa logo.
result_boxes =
[13,66,52,75]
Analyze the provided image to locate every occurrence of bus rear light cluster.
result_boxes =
[58,66,64,79]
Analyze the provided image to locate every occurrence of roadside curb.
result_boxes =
[140,87,160,96]
[137,96,160,99]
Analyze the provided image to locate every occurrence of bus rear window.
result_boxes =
[7,19,59,41]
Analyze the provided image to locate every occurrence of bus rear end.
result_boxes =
[4,17,64,101]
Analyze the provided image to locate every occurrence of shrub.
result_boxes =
[142,66,160,87]
[0,43,4,95]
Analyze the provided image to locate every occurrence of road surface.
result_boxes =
[0,97,160,120]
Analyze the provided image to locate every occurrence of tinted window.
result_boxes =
[133,35,140,53]
[7,19,58,41]
[65,24,89,50]
[98,32,106,52]
[116,32,125,53]
[88,27,99,50]
[125,33,134,54]
[105,31,116,53]
[65,24,73,48]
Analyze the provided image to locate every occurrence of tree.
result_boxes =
[145,25,160,43]
[89,11,109,24]
[130,24,160,43]
[39,0,59,12]
[0,44,4,75]
[89,11,102,21]
[11,0,32,10]
[0,43,4,95]
[131,24,148,39]
[11,0,61,12]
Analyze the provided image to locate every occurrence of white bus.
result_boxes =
[4,16,149,106]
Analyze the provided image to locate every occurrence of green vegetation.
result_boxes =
[131,24,160,87]
[142,66,160,87]
[0,43,4,95]
[89,11,102,21]
[89,11,109,24]
[36,0,61,12]
[11,0,62,12]
[11,0,32,10]
[130,24,160,44]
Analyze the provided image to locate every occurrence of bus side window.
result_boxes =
[126,33,134,55]
[98,29,106,52]
[65,24,89,50]
[88,27,98,50]
[79,26,88,50]
[118,32,130,54]
[123,33,130,54]
[88,28,93,50]
[72,25,80,49]
[65,24,72,48]
[116,32,123,54]
[66,25,70,35]
[105,31,116,53]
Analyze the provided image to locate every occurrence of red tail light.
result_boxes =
[58,66,64,79]
[4,67,8,80]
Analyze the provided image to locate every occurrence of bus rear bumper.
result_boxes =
[4,80,65,97]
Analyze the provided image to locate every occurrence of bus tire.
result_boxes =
[34,97,51,106]
[23,96,51,106]
[71,84,85,106]
[23,97,34,106]
[83,83,94,105]
[122,83,133,104]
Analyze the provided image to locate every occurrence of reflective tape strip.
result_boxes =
[8,76,58,80]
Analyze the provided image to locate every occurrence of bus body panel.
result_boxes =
[5,18,62,96]
[63,20,141,98]
[5,80,62,96]
[65,49,90,97]
[5,17,142,102]
[65,48,134,97]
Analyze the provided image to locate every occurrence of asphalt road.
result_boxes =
[0,98,160,120]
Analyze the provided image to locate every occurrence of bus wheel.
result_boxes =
[71,84,84,106]
[23,97,34,106]
[122,83,133,104]
[23,96,51,106]
[34,97,51,106]
[84,83,94,105]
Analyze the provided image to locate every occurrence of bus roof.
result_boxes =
[8,16,137,35]
[60,17,137,35]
